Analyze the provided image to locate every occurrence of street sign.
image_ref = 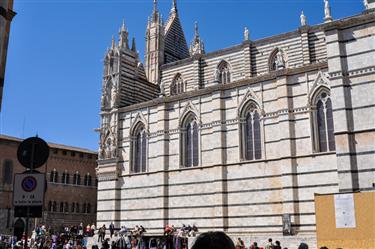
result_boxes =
[13,173,45,206]
[17,137,50,169]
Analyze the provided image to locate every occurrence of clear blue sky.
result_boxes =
[1,0,363,151]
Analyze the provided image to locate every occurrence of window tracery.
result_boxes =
[312,89,335,152]
[171,74,185,95]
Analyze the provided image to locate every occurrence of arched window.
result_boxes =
[181,115,199,167]
[240,102,262,161]
[73,172,81,185]
[269,48,286,72]
[82,203,87,214]
[131,124,147,173]
[75,203,80,213]
[216,61,231,84]
[50,169,58,183]
[71,203,75,213]
[52,201,57,212]
[312,89,335,152]
[170,74,185,96]
[48,201,52,212]
[84,173,92,186]
[64,202,69,213]
[59,202,64,212]
[2,160,13,184]
[61,171,69,184]
[87,203,91,214]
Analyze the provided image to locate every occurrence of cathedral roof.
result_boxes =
[163,0,190,64]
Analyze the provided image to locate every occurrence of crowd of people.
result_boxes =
[1,223,334,249]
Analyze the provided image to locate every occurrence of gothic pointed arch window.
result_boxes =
[73,171,81,185]
[216,61,231,84]
[131,122,148,173]
[269,48,286,72]
[50,169,58,183]
[170,74,185,96]
[311,88,335,152]
[84,173,92,186]
[240,101,263,161]
[52,201,57,212]
[62,170,69,184]
[181,114,199,167]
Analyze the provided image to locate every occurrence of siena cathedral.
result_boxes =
[97,0,375,246]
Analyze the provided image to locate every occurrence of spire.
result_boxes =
[131,37,137,52]
[111,36,116,50]
[171,0,177,14]
[153,0,158,19]
[300,11,307,26]
[120,19,126,32]
[324,0,333,22]
[190,21,205,56]
[119,20,129,49]
[194,21,199,38]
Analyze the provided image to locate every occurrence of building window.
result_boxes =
[84,174,92,186]
[87,203,91,214]
[312,89,335,152]
[269,47,286,72]
[216,61,231,84]
[75,203,80,213]
[61,171,69,184]
[71,203,75,213]
[240,101,262,161]
[62,151,67,156]
[64,202,69,213]
[2,160,13,184]
[170,74,185,95]
[82,203,87,214]
[181,115,199,167]
[50,169,58,183]
[48,201,52,212]
[73,172,81,185]
[59,202,64,212]
[52,201,57,212]
[131,123,147,173]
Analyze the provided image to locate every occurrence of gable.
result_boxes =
[164,14,190,64]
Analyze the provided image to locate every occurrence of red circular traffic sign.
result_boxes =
[21,176,37,192]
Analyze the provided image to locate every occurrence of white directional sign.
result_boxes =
[13,173,45,206]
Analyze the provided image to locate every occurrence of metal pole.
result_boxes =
[24,142,35,249]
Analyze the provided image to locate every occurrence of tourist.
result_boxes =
[298,243,308,249]
[79,223,84,236]
[273,241,281,249]
[265,238,273,249]
[191,231,235,249]
[235,238,245,249]
[109,223,115,238]
[249,242,259,249]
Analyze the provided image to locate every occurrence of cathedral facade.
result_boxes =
[97,0,375,246]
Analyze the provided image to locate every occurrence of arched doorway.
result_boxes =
[14,218,25,240]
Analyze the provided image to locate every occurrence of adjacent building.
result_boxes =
[96,0,375,247]
[0,135,98,238]
[0,0,16,111]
